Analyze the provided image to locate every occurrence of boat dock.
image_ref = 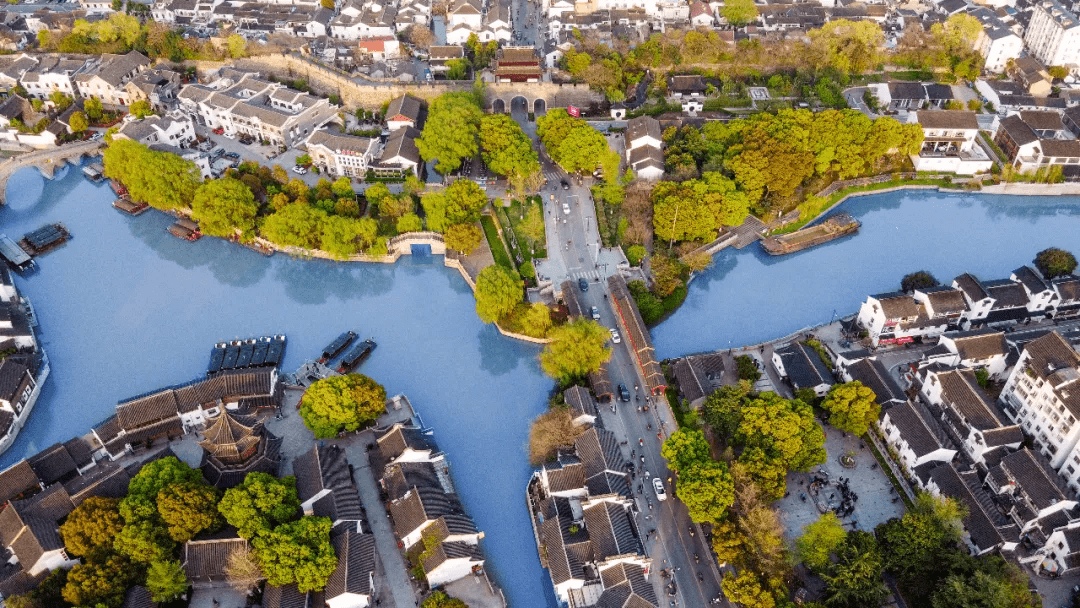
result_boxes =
[760,213,860,256]
[18,223,70,256]
[113,198,149,216]
[0,235,33,272]
[208,335,286,375]
[168,218,201,241]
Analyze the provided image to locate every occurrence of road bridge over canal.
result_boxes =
[0,140,105,204]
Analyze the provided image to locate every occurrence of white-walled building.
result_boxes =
[115,111,197,149]
[305,130,381,179]
[921,368,1023,464]
[1025,0,1080,68]
[878,400,957,482]
[971,7,1023,73]
[1000,331,1080,491]
[911,111,992,175]
[624,116,664,181]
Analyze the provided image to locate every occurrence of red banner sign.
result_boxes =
[567,105,581,118]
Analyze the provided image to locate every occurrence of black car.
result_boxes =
[578,278,588,292]
[618,384,631,402]
[561,180,570,190]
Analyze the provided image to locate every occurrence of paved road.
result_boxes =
[525,110,727,606]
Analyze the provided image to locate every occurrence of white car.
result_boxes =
[223,131,236,140]
[610,328,621,344]
[291,165,307,175]
[562,202,571,215]
[591,306,600,320]
[653,478,667,501]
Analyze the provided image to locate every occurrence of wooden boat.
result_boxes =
[319,331,357,364]
[336,339,376,374]
[113,198,149,216]
[82,162,104,181]
[207,343,227,375]
[760,213,860,256]
[168,218,201,241]
[19,223,70,256]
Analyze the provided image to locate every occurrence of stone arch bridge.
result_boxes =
[0,140,105,204]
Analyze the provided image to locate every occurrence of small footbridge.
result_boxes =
[0,140,106,204]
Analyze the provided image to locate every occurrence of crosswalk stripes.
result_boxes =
[566,270,602,281]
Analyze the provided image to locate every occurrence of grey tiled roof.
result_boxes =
[0,459,39,503]
[564,385,597,420]
[262,583,308,608]
[325,531,375,599]
[936,370,1004,431]
[182,536,248,583]
[948,329,1007,361]
[930,464,1006,552]
[917,110,979,130]
[874,292,920,318]
[27,442,78,486]
[625,116,661,144]
[1014,265,1049,294]
[776,342,833,390]
[1000,449,1067,512]
[582,501,640,560]
[575,428,630,497]
[884,401,943,457]
[846,359,905,405]
[63,461,131,505]
[385,94,421,124]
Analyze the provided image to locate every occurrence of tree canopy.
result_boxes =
[796,512,847,571]
[537,109,620,178]
[721,0,758,25]
[808,20,884,74]
[822,530,888,608]
[120,456,204,523]
[901,270,939,293]
[652,172,749,243]
[474,265,522,323]
[445,223,483,255]
[661,428,712,475]
[539,319,612,382]
[145,559,189,603]
[192,177,258,239]
[63,553,138,608]
[820,381,880,436]
[218,472,301,539]
[417,92,483,174]
[60,497,124,558]
[480,114,541,195]
[260,203,326,250]
[103,139,201,211]
[300,373,387,438]
[1034,247,1077,279]
[421,179,488,233]
[677,461,735,523]
[251,516,338,592]
[156,481,221,542]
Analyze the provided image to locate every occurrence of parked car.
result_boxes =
[223,131,236,140]
[653,478,667,501]
[578,278,588,292]
[617,383,631,402]
[292,165,307,175]
[88,132,103,141]
[562,202,571,215]
[210,147,225,158]
[590,306,600,320]
[224,152,240,160]
[610,328,621,344]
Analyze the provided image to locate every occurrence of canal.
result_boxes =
[0,163,560,608]
[653,190,1080,359]
[5,163,1080,608]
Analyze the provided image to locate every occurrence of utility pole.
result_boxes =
[668,201,680,251]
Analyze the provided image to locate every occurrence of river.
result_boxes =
[4,164,1080,608]
[653,190,1080,359]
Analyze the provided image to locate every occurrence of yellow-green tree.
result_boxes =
[796,512,847,571]
[474,265,521,323]
[192,177,258,238]
[721,0,758,26]
[300,374,387,438]
[820,381,880,436]
[808,20,884,74]
[539,319,612,382]
[60,497,124,557]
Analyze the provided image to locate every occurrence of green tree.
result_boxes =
[820,381,880,436]
[445,222,483,254]
[157,481,221,542]
[808,20,884,74]
[396,212,423,233]
[261,204,327,250]
[219,472,300,539]
[877,493,964,590]
[68,111,88,133]
[661,428,712,474]
[1034,247,1077,278]
[930,557,1038,608]
[539,319,612,382]
[300,373,387,438]
[192,177,258,239]
[146,559,189,603]
[331,176,354,198]
[678,461,735,523]
[114,519,175,563]
[84,97,103,121]
[796,512,847,571]
[650,255,686,298]
[420,180,488,233]
[480,114,540,194]
[50,90,72,111]
[474,265,522,323]
[518,203,546,248]
[63,554,137,608]
[321,215,377,259]
[823,531,888,608]
[364,182,392,208]
[103,139,201,211]
[421,590,469,608]
[227,33,246,58]
[702,382,750,441]
[901,270,939,292]
[417,92,482,173]
[721,570,774,608]
[120,456,204,523]
[60,497,124,558]
[721,0,758,26]
[128,99,153,118]
[251,517,338,593]
[737,391,826,473]
[445,58,468,80]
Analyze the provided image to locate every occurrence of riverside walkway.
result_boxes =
[0,140,104,203]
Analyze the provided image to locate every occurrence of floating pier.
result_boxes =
[19,223,70,256]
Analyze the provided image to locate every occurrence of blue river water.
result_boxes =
[653,190,1080,359]
[3,163,1080,608]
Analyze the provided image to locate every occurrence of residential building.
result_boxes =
[857,291,950,346]
[115,111,197,149]
[971,7,1023,73]
[624,116,664,180]
[910,111,992,175]
[562,385,598,427]
[373,126,422,178]
[385,94,422,131]
[182,535,248,589]
[986,448,1077,525]
[124,66,182,112]
[878,400,957,483]
[0,484,78,576]
[1025,0,1080,68]
[953,272,1033,327]
[73,51,151,108]
[305,130,380,179]
[1000,331,1080,490]
[925,463,1020,555]
[933,328,1010,378]
[1012,265,1061,315]
[429,45,465,75]
[19,56,87,102]
[293,444,365,531]
[689,0,713,26]
[671,352,726,407]
[1054,274,1080,319]
[668,74,706,98]
[325,531,377,608]
[835,351,907,407]
[920,368,1023,464]
[771,342,834,397]
[177,72,338,147]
